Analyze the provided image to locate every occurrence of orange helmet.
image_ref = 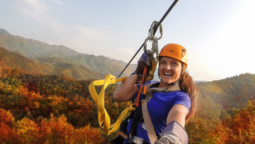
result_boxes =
[159,43,188,68]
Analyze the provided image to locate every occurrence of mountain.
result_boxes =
[197,73,255,110]
[0,47,104,79]
[194,80,207,84]
[36,54,136,77]
[0,29,10,36]
[0,29,80,58]
[0,29,136,79]
[51,62,104,80]
[0,46,52,73]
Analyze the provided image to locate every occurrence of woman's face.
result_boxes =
[159,56,183,84]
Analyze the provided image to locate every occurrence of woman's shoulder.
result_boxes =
[175,91,191,104]
[137,80,160,88]
[161,90,189,99]
[145,80,160,85]
[177,90,189,95]
[176,91,190,98]
[173,91,191,110]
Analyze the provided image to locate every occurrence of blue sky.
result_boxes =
[1,0,255,81]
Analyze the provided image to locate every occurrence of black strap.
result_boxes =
[129,105,143,139]
[128,83,158,142]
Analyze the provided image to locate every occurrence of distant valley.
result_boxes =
[0,29,136,80]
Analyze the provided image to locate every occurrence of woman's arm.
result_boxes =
[166,104,189,127]
[113,74,139,102]
[154,105,189,144]
[113,51,153,102]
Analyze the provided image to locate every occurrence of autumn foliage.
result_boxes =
[0,108,104,144]
[0,67,132,143]
[1,66,255,143]
[186,73,255,143]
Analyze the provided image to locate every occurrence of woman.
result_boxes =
[113,43,198,144]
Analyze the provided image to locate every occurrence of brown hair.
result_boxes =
[179,65,199,123]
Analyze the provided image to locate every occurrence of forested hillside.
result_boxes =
[0,29,136,79]
[1,60,255,143]
[185,73,255,143]
[0,67,131,143]
[0,46,105,79]
[0,47,52,75]
[197,73,255,110]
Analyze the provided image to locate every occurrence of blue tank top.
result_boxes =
[124,81,191,143]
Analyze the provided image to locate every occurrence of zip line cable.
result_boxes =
[106,0,179,92]
[89,1,179,135]
[154,0,179,35]
[117,0,178,79]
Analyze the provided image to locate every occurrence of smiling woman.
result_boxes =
[113,43,199,144]
[158,57,182,85]
[157,44,187,87]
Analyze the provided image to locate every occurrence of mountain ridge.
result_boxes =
[0,29,136,79]
[197,73,255,110]
[0,46,104,79]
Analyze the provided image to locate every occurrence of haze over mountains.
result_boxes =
[0,29,136,80]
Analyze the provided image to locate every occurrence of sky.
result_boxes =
[1,0,255,81]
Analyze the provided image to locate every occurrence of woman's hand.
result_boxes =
[154,121,188,144]
[113,51,154,102]
[133,50,155,79]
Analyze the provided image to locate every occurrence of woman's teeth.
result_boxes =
[164,73,172,76]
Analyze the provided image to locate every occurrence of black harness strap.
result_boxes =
[129,102,143,143]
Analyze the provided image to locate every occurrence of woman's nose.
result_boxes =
[165,64,171,70]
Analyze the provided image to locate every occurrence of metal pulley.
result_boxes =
[144,20,163,57]
[152,39,159,56]
[141,20,163,81]
[114,0,178,80]
[148,21,163,41]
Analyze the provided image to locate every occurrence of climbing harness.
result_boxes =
[88,21,159,136]
[88,0,179,139]
[118,82,174,144]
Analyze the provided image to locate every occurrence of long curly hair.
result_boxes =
[158,57,199,123]
[179,65,199,123]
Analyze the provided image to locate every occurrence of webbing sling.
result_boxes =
[141,83,172,144]
[89,0,179,136]
[142,99,157,143]
[142,83,157,143]
[89,74,136,135]
[127,82,167,143]
[89,64,157,135]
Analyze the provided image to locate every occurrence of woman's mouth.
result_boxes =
[163,72,173,78]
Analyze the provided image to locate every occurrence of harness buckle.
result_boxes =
[132,136,145,144]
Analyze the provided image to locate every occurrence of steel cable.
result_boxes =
[106,0,179,93]
[117,0,178,79]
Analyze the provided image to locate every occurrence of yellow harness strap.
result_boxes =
[88,58,158,135]
[88,74,136,135]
